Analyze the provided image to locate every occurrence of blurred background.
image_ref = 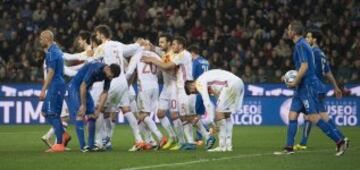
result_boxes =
[0,0,359,84]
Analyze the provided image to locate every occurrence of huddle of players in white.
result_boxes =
[41,25,245,152]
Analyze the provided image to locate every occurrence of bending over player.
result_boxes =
[185,69,245,152]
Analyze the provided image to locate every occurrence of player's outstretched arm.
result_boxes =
[63,52,88,61]
[141,56,176,70]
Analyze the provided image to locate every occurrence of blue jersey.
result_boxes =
[290,38,326,114]
[42,43,65,116]
[193,55,212,115]
[192,56,209,79]
[312,47,330,82]
[292,38,322,93]
[45,43,65,87]
[69,62,111,91]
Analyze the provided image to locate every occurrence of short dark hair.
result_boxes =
[307,29,322,44]
[290,20,304,36]
[185,80,195,95]
[188,44,200,54]
[159,33,172,42]
[95,25,112,39]
[90,34,101,46]
[173,36,186,48]
[109,64,121,77]
[78,31,91,44]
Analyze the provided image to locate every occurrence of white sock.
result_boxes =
[124,112,143,143]
[95,113,104,146]
[144,116,163,141]
[45,127,54,139]
[217,119,227,148]
[160,117,176,138]
[173,118,186,144]
[139,122,156,144]
[105,117,112,139]
[183,123,194,143]
[62,121,68,131]
[225,117,233,148]
[196,120,209,140]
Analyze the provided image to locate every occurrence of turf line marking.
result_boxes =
[0,131,43,135]
[120,148,357,170]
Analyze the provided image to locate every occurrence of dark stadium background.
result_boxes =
[0,0,359,83]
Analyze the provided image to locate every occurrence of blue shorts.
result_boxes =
[290,87,326,114]
[65,84,95,118]
[41,86,65,117]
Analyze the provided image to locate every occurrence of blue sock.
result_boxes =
[328,119,345,139]
[195,130,203,141]
[316,119,342,143]
[286,120,298,147]
[52,117,64,144]
[75,120,86,149]
[88,118,96,148]
[300,120,312,146]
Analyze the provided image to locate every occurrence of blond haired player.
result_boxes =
[185,69,245,152]
[126,40,168,149]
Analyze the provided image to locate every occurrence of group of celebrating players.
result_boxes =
[39,20,349,156]
[39,24,244,153]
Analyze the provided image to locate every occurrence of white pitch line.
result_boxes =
[120,148,355,170]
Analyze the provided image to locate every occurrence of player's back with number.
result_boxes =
[313,47,331,83]
[193,56,209,79]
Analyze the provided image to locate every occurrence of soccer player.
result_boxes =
[126,40,168,149]
[39,30,71,152]
[188,45,216,149]
[274,21,348,156]
[293,30,348,150]
[66,61,120,152]
[92,25,145,151]
[41,32,95,148]
[143,36,194,150]
[146,34,180,150]
[184,69,245,152]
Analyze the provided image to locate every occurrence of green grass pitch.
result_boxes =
[0,125,358,170]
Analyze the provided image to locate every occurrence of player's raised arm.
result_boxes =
[63,52,88,61]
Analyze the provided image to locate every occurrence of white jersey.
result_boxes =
[161,51,177,88]
[94,40,142,74]
[172,50,193,89]
[196,69,244,117]
[126,50,161,91]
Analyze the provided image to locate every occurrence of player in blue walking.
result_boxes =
[274,21,348,156]
[66,61,120,152]
[293,29,348,150]
[188,45,216,149]
[39,30,71,152]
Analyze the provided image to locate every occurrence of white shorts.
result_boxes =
[137,87,159,113]
[177,88,196,116]
[158,83,178,112]
[216,79,244,113]
[60,101,69,117]
[91,75,130,113]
